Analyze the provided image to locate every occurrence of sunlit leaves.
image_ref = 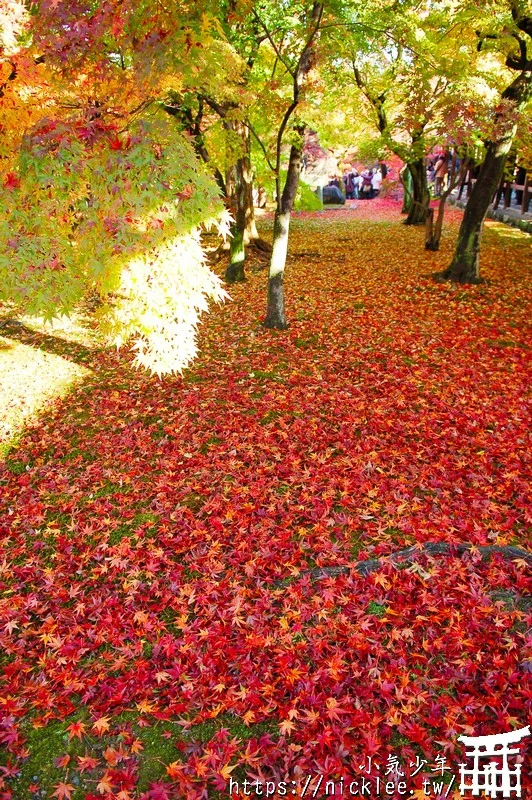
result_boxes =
[0,113,230,374]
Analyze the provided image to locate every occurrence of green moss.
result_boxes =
[134,715,279,793]
[106,512,160,545]
[367,602,387,617]
[187,714,279,744]
[295,334,320,349]
[91,480,133,499]
[199,435,222,454]
[259,410,282,425]
[5,459,28,475]
[136,721,183,791]
[7,717,89,800]
[181,492,205,511]
[349,531,365,558]
[389,731,411,747]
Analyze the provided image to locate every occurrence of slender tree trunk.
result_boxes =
[241,125,260,245]
[225,192,246,283]
[224,121,270,280]
[424,200,447,251]
[263,141,303,329]
[224,121,250,282]
[261,1,323,327]
[404,159,429,225]
[264,210,290,328]
[241,124,271,252]
[425,158,469,251]
[400,166,412,214]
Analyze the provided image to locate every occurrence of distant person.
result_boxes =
[257,185,267,208]
[343,169,358,200]
[434,155,448,196]
[371,169,382,196]
[427,161,436,191]
[361,170,373,199]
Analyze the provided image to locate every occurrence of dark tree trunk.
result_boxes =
[425,196,449,252]
[225,222,246,283]
[224,127,248,283]
[436,141,510,283]
[224,121,251,282]
[404,159,429,225]
[224,121,270,281]
[263,142,303,329]
[241,126,271,252]
[240,125,260,246]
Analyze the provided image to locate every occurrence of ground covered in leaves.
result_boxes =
[0,201,531,799]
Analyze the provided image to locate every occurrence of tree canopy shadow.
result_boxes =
[0,319,105,369]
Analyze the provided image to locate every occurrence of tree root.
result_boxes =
[304,542,532,581]
[274,542,531,592]
[308,543,532,617]
[432,269,484,285]
[306,541,531,583]
[248,237,272,254]
[208,237,271,265]
[275,543,531,665]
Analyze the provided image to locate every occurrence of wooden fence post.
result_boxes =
[522,174,529,215]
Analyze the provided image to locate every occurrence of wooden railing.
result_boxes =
[457,172,530,215]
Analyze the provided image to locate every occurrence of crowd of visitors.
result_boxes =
[328,166,384,201]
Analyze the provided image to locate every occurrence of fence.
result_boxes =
[457,172,530,215]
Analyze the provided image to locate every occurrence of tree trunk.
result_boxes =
[225,141,248,283]
[240,125,260,246]
[404,159,429,225]
[224,121,270,277]
[264,210,290,329]
[400,166,412,214]
[436,141,509,282]
[425,197,447,251]
[425,157,469,252]
[263,141,303,329]
[262,1,323,328]
[241,127,271,252]
[225,221,246,283]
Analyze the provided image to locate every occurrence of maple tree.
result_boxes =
[326,0,495,229]
[438,0,532,283]
[0,0,234,375]
[249,0,325,329]
[162,4,269,285]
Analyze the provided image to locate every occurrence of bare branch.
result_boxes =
[243,120,276,173]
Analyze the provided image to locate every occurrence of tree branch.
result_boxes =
[252,10,295,78]
[243,120,276,173]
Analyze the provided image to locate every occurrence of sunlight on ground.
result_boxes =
[0,314,95,455]
[485,220,532,241]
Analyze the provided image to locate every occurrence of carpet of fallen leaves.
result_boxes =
[0,200,531,799]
